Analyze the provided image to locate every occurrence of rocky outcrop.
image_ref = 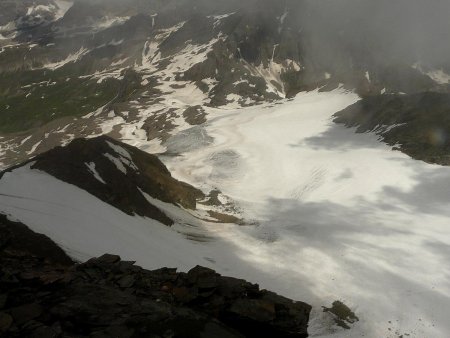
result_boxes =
[334,92,450,165]
[0,215,73,266]
[1,136,204,226]
[183,106,207,125]
[0,217,312,337]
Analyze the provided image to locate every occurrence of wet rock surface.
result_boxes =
[0,217,312,337]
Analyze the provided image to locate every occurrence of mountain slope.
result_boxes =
[0,0,449,168]
[0,216,311,338]
[334,92,450,165]
[7,135,205,225]
[0,136,240,262]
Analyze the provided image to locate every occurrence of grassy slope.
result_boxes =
[0,65,141,134]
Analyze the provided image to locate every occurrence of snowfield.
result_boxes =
[2,90,450,337]
[164,89,450,337]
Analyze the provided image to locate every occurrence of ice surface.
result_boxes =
[162,89,450,337]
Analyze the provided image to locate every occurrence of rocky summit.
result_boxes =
[0,216,311,338]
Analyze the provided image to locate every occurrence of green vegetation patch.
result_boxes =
[0,67,142,134]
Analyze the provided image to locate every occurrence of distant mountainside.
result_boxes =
[0,0,72,29]
[0,0,448,168]
[334,92,450,165]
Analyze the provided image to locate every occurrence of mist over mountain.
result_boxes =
[79,0,450,66]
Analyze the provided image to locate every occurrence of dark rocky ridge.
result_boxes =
[0,217,312,337]
[334,92,450,166]
[0,215,74,266]
[1,136,204,226]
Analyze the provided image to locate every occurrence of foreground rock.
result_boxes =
[0,217,312,337]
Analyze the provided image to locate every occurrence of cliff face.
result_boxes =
[0,216,312,338]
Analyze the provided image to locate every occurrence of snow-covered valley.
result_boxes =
[162,90,450,337]
[2,90,450,337]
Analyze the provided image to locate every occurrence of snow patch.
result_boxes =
[96,16,130,30]
[20,135,32,146]
[103,153,127,174]
[85,162,106,184]
[413,63,450,85]
[427,69,450,85]
[43,47,88,70]
[106,141,132,161]
[208,12,235,28]
[27,140,42,155]
[54,0,73,20]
